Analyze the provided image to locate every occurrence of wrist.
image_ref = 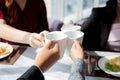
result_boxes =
[34,61,41,68]
[34,61,45,72]
[33,64,43,73]
[27,33,37,47]
[24,32,32,45]
[72,54,84,61]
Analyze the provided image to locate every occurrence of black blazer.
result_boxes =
[81,7,115,51]
[17,66,45,80]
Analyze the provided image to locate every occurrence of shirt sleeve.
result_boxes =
[68,58,85,80]
[17,65,45,80]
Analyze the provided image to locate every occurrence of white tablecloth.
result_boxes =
[0,47,119,80]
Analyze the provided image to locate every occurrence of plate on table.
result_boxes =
[98,55,120,77]
[0,42,13,59]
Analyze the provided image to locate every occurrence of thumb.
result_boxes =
[52,42,59,53]
[45,40,54,49]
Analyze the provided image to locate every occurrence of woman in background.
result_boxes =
[81,0,120,52]
[0,0,48,45]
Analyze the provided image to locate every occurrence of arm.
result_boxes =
[0,19,31,44]
[68,40,85,80]
[0,19,46,48]
[17,40,60,80]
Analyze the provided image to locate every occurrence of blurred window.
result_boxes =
[83,0,94,9]
[99,0,107,5]
[45,0,107,22]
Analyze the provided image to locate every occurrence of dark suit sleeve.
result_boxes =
[17,65,45,80]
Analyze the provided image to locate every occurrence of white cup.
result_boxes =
[61,24,81,32]
[63,31,84,55]
[45,31,67,58]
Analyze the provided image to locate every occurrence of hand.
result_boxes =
[28,31,49,48]
[28,33,45,48]
[70,40,84,60]
[34,40,60,72]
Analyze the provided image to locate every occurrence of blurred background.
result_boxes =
[44,0,107,24]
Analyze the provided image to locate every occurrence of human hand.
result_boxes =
[34,40,60,72]
[70,40,84,60]
[28,31,49,48]
[28,33,45,48]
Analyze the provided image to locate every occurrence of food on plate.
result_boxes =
[0,44,10,56]
[108,56,120,67]
[105,56,120,72]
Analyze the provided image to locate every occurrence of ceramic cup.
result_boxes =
[45,31,67,58]
[61,24,81,32]
[63,31,84,55]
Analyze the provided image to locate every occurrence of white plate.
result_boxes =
[0,42,13,59]
[98,55,120,77]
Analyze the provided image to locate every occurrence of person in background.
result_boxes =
[81,0,120,52]
[0,0,48,45]
[17,40,85,80]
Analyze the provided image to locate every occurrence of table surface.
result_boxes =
[0,46,120,80]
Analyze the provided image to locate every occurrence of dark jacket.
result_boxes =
[17,66,45,80]
[81,7,115,51]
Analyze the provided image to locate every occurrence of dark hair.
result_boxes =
[5,0,18,24]
[105,0,117,19]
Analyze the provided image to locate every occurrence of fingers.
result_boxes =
[40,30,49,36]
[70,40,84,60]
[44,40,59,53]
[52,42,59,53]
[33,33,45,41]
[28,33,45,48]
[74,40,80,45]
[73,40,83,50]
[44,40,55,49]
[71,40,79,49]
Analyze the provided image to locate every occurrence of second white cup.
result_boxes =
[63,31,84,55]
[61,24,81,32]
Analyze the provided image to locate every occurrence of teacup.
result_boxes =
[45,31,67,58]
[63,31,84,55]
[61,24,81,32]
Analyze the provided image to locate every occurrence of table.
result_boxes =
[0,46,120,80]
